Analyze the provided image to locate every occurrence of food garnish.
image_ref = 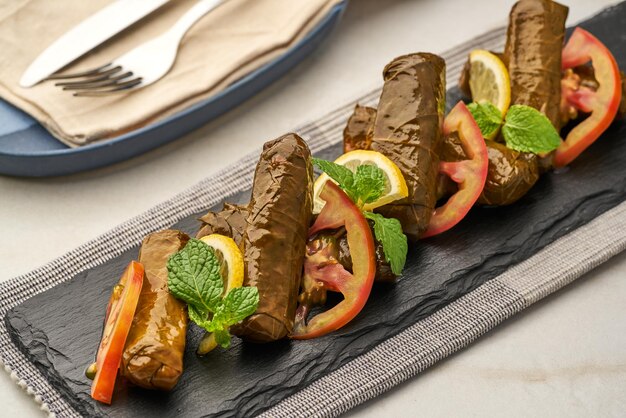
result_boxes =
[467,101,503,140]
[502,105,561,153]
[313,155,408,275]
[167,238,259,349]
[422,101,488,238]
[90,261,144,404]
[197,234,245,354]
[468,49,511,116]
[292,181,376,339]
[555,27,622,167]
[363,212,407,276]
[312,150,408,213]
[468,101,561,154]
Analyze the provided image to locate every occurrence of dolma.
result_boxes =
[440,133,540,206]
[371,53,446,240]
[504,0,568,129]
[122,230,189,391]
[343,105,376,153]
[196,203,249,247]
[231,133,313,342]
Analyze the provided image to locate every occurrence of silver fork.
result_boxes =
[50,0,226,96]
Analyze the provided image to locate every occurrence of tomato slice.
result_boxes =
[91,261,143,404]
[291,181,376,339]
[422,101,488,238]
[555,27,622,167]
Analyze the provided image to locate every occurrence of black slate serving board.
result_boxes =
[6,4,626,417]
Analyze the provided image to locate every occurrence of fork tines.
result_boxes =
[48,64,143,96]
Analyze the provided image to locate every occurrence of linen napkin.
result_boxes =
[0,0,341,147]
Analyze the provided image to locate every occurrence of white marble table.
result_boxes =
[1,0,624,416]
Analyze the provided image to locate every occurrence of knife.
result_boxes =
[19,0,169,88]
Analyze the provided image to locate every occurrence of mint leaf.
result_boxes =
[502,105,561,154]
[313,158,387,208]
[167,239,259,351]
[312,158,355,193]
[195,287,260,347]
[209,287,259,330]
[467,101,503,139]
[353,165,385,205]
[188,304,211,329]
[364,212,407,275]
[167,239,223,312]
[220,287,260,325]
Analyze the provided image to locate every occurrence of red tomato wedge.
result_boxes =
[291,181,376,339]
[91,261,143,404]
[422,101,488,238]
[555,27,622,167]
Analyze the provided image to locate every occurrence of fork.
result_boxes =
[50,0,227,96]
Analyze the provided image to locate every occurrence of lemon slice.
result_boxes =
[200,234,244,291]
[197,234,244,354]
[313,150,408,214]
[468,49,511,116]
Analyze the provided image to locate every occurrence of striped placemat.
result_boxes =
[1,25,624,418]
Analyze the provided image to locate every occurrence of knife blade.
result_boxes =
[19,0,169,88]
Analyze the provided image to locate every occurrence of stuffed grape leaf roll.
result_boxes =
[121,230,189,391]
[370,53,446,240]
[231,133,313,342]
[504,0,568,129]
[196,203,248,247]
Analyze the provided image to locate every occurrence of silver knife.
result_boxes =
[20,0,169,88]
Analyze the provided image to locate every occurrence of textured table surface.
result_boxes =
[0,0,624,416]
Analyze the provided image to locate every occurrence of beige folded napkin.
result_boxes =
[0,0,341,146]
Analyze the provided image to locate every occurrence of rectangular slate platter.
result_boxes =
[5,4,626,417]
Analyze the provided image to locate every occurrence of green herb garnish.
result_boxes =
[313,158,408,275]
[312,158,385,207]
[502,105,561,153]
[467,101,503,139]
[468,102,561,154]
[363,212,407,275]
[352,164,386,206]
[167,239,259,348]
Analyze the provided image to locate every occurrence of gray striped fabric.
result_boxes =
[0,25,624,418]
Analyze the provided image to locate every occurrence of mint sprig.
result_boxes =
[467,102,503,139]
[353,165,385,206]
[468,102,561,154]
[502,105,561,154]
[167,239,224,311]
[167,239,259,348]
[364,212,407,275]
[313,158,385,207]
[313,158,408,276]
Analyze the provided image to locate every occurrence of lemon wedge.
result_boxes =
[200,234,244,291]
[468,50,511,116]
[197,234,244,354]
[313,150,408,214]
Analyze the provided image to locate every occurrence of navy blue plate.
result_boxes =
[0,1,347,177]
